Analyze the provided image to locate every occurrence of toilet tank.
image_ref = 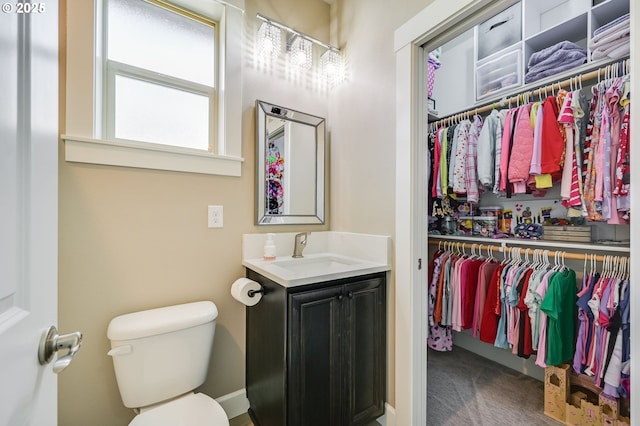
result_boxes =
[107,301,218,409]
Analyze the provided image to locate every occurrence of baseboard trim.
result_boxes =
[378,403,396,426]
[217,390,395,426]
[216,388,250,420]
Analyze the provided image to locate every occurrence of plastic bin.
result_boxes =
[457,216,475,236]
[473,216,498,237]
[479,206,504,233]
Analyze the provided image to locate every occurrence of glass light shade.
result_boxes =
[288,36,312,71]
[257,21,281,60]
[320,49,343,83]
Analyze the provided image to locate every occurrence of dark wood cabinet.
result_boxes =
[245,270,387,426]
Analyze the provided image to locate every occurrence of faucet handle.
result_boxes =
[292,232,309,258]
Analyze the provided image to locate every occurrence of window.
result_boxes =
[105,0,216,151]
[62,0,244,176]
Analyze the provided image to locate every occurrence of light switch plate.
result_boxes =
[208,205,223,228]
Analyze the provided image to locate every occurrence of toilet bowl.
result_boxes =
[108,301,229,426]
[129,393,228,426]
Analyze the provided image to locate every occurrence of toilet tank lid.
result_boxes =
[108,301,218,341]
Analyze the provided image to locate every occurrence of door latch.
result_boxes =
[38,325,83,374]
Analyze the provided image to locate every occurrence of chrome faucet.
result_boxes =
[292,232,309,258]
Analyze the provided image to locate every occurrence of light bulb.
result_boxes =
[321,49,343,84]
[257,22,281,61]
[288,36,312,71]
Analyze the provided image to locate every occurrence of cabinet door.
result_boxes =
[343,276,386,425]
[288,285,343,426]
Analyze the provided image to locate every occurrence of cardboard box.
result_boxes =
[544,365,570,422]
[565,401,585,425]
[600,392,620,424]
[569,391,587,407]
[565,391,602,426]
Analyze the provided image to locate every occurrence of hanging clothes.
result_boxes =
[465,115,483,203]
[427,243,631,397]
[508,103,534,194]
[426,66,631,227]
[540,268,577,365]
[476,110,503,189]
[427,249,453,352]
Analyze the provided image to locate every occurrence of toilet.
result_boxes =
[107,301,229,426]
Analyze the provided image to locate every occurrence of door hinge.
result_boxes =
[418,258,422,270]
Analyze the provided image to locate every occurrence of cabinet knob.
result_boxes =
[337,293,343,300]
[347,291,353,299]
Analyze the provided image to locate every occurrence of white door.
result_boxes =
[0,2,73,425]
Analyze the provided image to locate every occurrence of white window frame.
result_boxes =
[104,60,217,150]
[63,0,244,176]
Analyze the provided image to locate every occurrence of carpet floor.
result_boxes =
[427,346,562,425]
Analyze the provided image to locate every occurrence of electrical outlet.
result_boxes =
[208,205,223,228]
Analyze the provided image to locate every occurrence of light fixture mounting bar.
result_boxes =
[256,13,339,53]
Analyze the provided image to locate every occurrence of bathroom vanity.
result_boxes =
[245,269,386,426]
[241,231,391,426]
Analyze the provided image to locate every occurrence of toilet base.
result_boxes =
[129,392,229,426]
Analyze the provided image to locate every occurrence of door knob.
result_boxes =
[38,325,83,374]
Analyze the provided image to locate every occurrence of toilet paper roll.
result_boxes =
[231,278,263,306]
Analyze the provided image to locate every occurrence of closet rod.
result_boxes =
[428,240,628,263]
[430,58,629,128]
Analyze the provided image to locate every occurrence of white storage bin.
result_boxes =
[476,2,522,60]
[475,48,522,100]
[524,0,591,38]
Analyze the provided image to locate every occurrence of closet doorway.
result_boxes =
[394,1,639,425]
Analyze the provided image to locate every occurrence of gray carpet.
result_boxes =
[427,347,562,425]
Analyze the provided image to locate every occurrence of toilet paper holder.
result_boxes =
[247,287,264,298]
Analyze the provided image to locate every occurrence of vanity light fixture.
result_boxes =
[256,13,343,82]
[287,35,312,71]
[320,48,343,84]
[256,20,282,61]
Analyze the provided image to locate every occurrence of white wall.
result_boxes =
[58,0,331,424]
[329,0,437,408]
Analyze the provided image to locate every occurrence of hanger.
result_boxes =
[553,251,562,271]
[602,255,611,278]
[536,249,545,270]
[624,257,630,280]
[513,247,522,267]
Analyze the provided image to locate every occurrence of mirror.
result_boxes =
[256,100,325,225]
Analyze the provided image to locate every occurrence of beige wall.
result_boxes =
[58,1,329,425]
[329,0,434,407]
[58,0,431,424]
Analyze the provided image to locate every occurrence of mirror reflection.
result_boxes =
[256,100,325,225]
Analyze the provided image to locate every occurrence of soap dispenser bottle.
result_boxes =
[263,233,277,261]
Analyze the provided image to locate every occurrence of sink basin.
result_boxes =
[242,253,389,287]
[271,255,359,273]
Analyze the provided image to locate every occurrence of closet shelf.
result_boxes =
[430,57,628,127]
[428,234,630,254]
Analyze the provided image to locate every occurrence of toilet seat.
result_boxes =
[129,393,229,426]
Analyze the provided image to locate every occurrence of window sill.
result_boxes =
[62,135,243,176]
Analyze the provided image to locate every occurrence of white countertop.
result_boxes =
[242,231,392,287]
